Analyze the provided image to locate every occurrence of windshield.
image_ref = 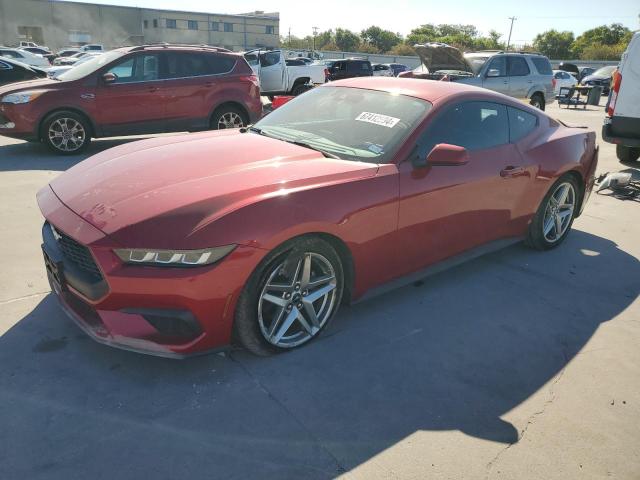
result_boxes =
[254,86,431,163]
[464,55,490,75]
[58,50,124,81]
[592,66,616,77]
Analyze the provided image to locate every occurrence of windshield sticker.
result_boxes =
[355,112,400,128]
[366,143,384,155]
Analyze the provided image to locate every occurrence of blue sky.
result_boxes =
[66,0,639,44]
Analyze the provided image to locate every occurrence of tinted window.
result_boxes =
[106,54,158,83]
[531,57,552,75]
[165,52,236,77]
[166,19,177,29]
[224,23,233,32]
[508,107,538,142]
[188,20,198,30]
[554,71,562,79]
[421,101,509,153]
[0,60,12,70]
[0,50,20,59]
[486,57,506,76]
[211,22,219,31]
[266,25,275,34]
[508,57,530,76]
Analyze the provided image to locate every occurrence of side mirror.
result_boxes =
[413,143,469,168]
[102,72,117,84]
[486,69,500,77]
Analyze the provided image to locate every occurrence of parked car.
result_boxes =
[0,44,262,154]
[0,57,47,86]
[372,63,394,77]
[602,32,640,164]
[387,63,408,76]
[581,65,617,95]
[46,53,103,78]
[401,44,555,110]
[244,49,328,96]
[79,44,104,52]
[56,48,80,58]
[19,41,39,48]
[19,46,55,64]
[53,51,99,66]
[327,58,373,81]
[0,47,50,67]
[36,78,598,357]
[552,69,577,94]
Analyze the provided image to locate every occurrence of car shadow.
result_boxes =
[0,229,637,479]
[0,137,150,172]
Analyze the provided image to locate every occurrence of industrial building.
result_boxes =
[0,0,280,51]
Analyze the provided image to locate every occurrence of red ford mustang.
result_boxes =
[37,78,598,357]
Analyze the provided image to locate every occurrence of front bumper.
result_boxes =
[37,185,267,358]
[0,103,39,140]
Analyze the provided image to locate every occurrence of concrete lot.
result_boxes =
[0,98,638,480]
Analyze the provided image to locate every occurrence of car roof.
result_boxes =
[325,77,503,103]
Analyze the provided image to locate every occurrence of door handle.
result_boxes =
[148,86,159,93]
[205,82,214,87]
[500,166,526,178]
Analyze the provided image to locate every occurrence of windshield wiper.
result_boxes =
[288,140,340,159]
[246,127,339,159]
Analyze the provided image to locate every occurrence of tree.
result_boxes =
[406,24,439,45]
[360,26,402,53]
[533,30,575,59]
[580,43,627,60]
[388,43,416,56]
[335,28,361,52]
[314,30,333,50]
[572,23,631,57]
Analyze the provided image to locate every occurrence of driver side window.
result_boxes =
[260,51,280,67]
[486,57,506,77]
[418,101,509,156]
[106,54,158,83]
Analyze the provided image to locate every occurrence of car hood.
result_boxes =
[582,74,610,82]
[414,43,473,73]
[49,130,379,245]
[0,77,58,96]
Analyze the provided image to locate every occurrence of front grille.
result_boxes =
[53,226,102,278]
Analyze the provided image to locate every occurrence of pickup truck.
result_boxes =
[400,43,555,110]
[244,49,328,97]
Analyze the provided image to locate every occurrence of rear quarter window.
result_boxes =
[508,106,538,142]
[531,57,552,75]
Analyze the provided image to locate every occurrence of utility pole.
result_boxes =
[506,16,516,51]
[312,26,318,53]
[288,27,291,46]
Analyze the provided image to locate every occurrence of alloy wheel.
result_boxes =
[48,117,86,152]
[258,252,338,348]
[542,181,576,243]
[217,112,244,129]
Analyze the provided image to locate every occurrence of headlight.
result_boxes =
[114,245,236,267]
[1,90,47,104]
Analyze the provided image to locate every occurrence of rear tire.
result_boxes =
[209,105,248,130]
[42,111,91,155]
[616,145,640,165]
[530,93,545,111]
[234,237,344,356]
[526,174,579,250]
[291,83,310,96]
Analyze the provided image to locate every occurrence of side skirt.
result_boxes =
[354,237,524,304]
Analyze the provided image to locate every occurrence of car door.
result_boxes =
[331,61,346,80]
[397,101,523,273]
[482,56,509,95]
[94,52,166,136]
[258,51,285,93]
[507,56,531,99]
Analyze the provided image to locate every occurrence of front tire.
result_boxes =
[530,93,545,111]
[234,237,344,356]
[42,111,91,155]
[527,175,579,250]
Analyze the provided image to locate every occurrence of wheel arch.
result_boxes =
[37,107,96,139]
[208,101,250,125]
[563,169,585,216]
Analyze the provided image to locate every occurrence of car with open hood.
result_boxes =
[37,77,598,358]
[400,43,555,110]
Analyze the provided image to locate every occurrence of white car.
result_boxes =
[553,70,578,94]
[79,44,104,52]
[46,52,103,78]
[372,64,394,77]
[0,47,49,67]
[53,51,99,66]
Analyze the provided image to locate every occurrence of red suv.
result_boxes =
[0,45,262,154]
